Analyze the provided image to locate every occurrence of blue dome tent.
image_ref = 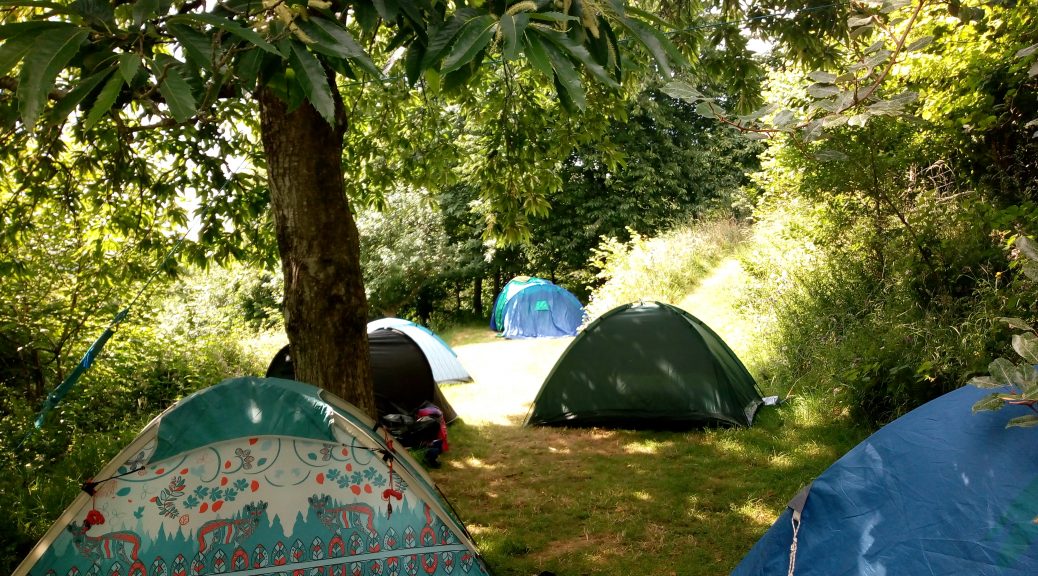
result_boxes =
[732,385,1038,576]
[489,276,584,339]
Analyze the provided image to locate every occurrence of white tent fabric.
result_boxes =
[367,318,472,384]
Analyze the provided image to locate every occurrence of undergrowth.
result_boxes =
[585,218,750,321]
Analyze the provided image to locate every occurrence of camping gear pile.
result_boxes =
[381,402,450,468]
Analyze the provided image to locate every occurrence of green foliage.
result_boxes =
[349,78,764,322]
[968,236,1038,428]
[357,188,461,319]
[0,263,279,575]
[664,0,1037,182]
[585,219,749,320]
[707,0,1038,425]
[738,175,1038,424]
[524,89,763,289]
[0,0,689,292]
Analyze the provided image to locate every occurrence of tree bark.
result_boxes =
[257,86,376,417]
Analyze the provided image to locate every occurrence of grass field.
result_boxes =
[428,324,867,575]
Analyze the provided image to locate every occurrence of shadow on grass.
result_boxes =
[428,402,867,576]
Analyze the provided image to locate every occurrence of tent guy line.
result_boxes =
[27,155,252,436]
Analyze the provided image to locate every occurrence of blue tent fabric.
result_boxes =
[491,278,584,339]
[489,276,551,331]
[732,385,1038,576]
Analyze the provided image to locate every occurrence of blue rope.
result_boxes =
[32,308,128,429]
[28,233,190,432]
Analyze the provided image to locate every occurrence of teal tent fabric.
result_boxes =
[489,276,549,332]
[152,377,337,462]
[15,377,493,576]
[525,302,762,429]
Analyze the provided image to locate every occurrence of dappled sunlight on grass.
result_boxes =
[445,455,497,471]
[586,429,617,441]
[709,435,751,456]
[430,405,864,575]
[732,498,782,527]
[464,524,505,540]
[622,438,674,454]
[443,336,572,426]
[767,452,794,469]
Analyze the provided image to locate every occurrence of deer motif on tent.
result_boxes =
[308,494,377,536]
[67,520,144,571]
[196,500,268,553]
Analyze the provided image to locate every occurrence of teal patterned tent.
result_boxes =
[15,377,492,576]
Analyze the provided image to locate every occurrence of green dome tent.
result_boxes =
[525,301,763,429]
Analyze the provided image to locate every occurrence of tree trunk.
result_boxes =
[257,86,376,417]
[473,275,483,317]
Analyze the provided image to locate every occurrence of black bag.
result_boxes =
[380,413,440,447]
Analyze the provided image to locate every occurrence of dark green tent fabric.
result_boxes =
[525,302,763,429]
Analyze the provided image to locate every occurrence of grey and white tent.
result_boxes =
[367,318,472,384]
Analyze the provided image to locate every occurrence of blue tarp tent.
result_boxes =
[732,385,1038,576]
[489,276,584,339]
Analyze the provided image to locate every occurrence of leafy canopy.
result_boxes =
[0,0,688,134]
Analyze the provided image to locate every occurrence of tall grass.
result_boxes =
[734,190,1033,424]
[586,219,750,321]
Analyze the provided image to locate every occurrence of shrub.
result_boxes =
[740,180,1036,425]
[0,264,280,574]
